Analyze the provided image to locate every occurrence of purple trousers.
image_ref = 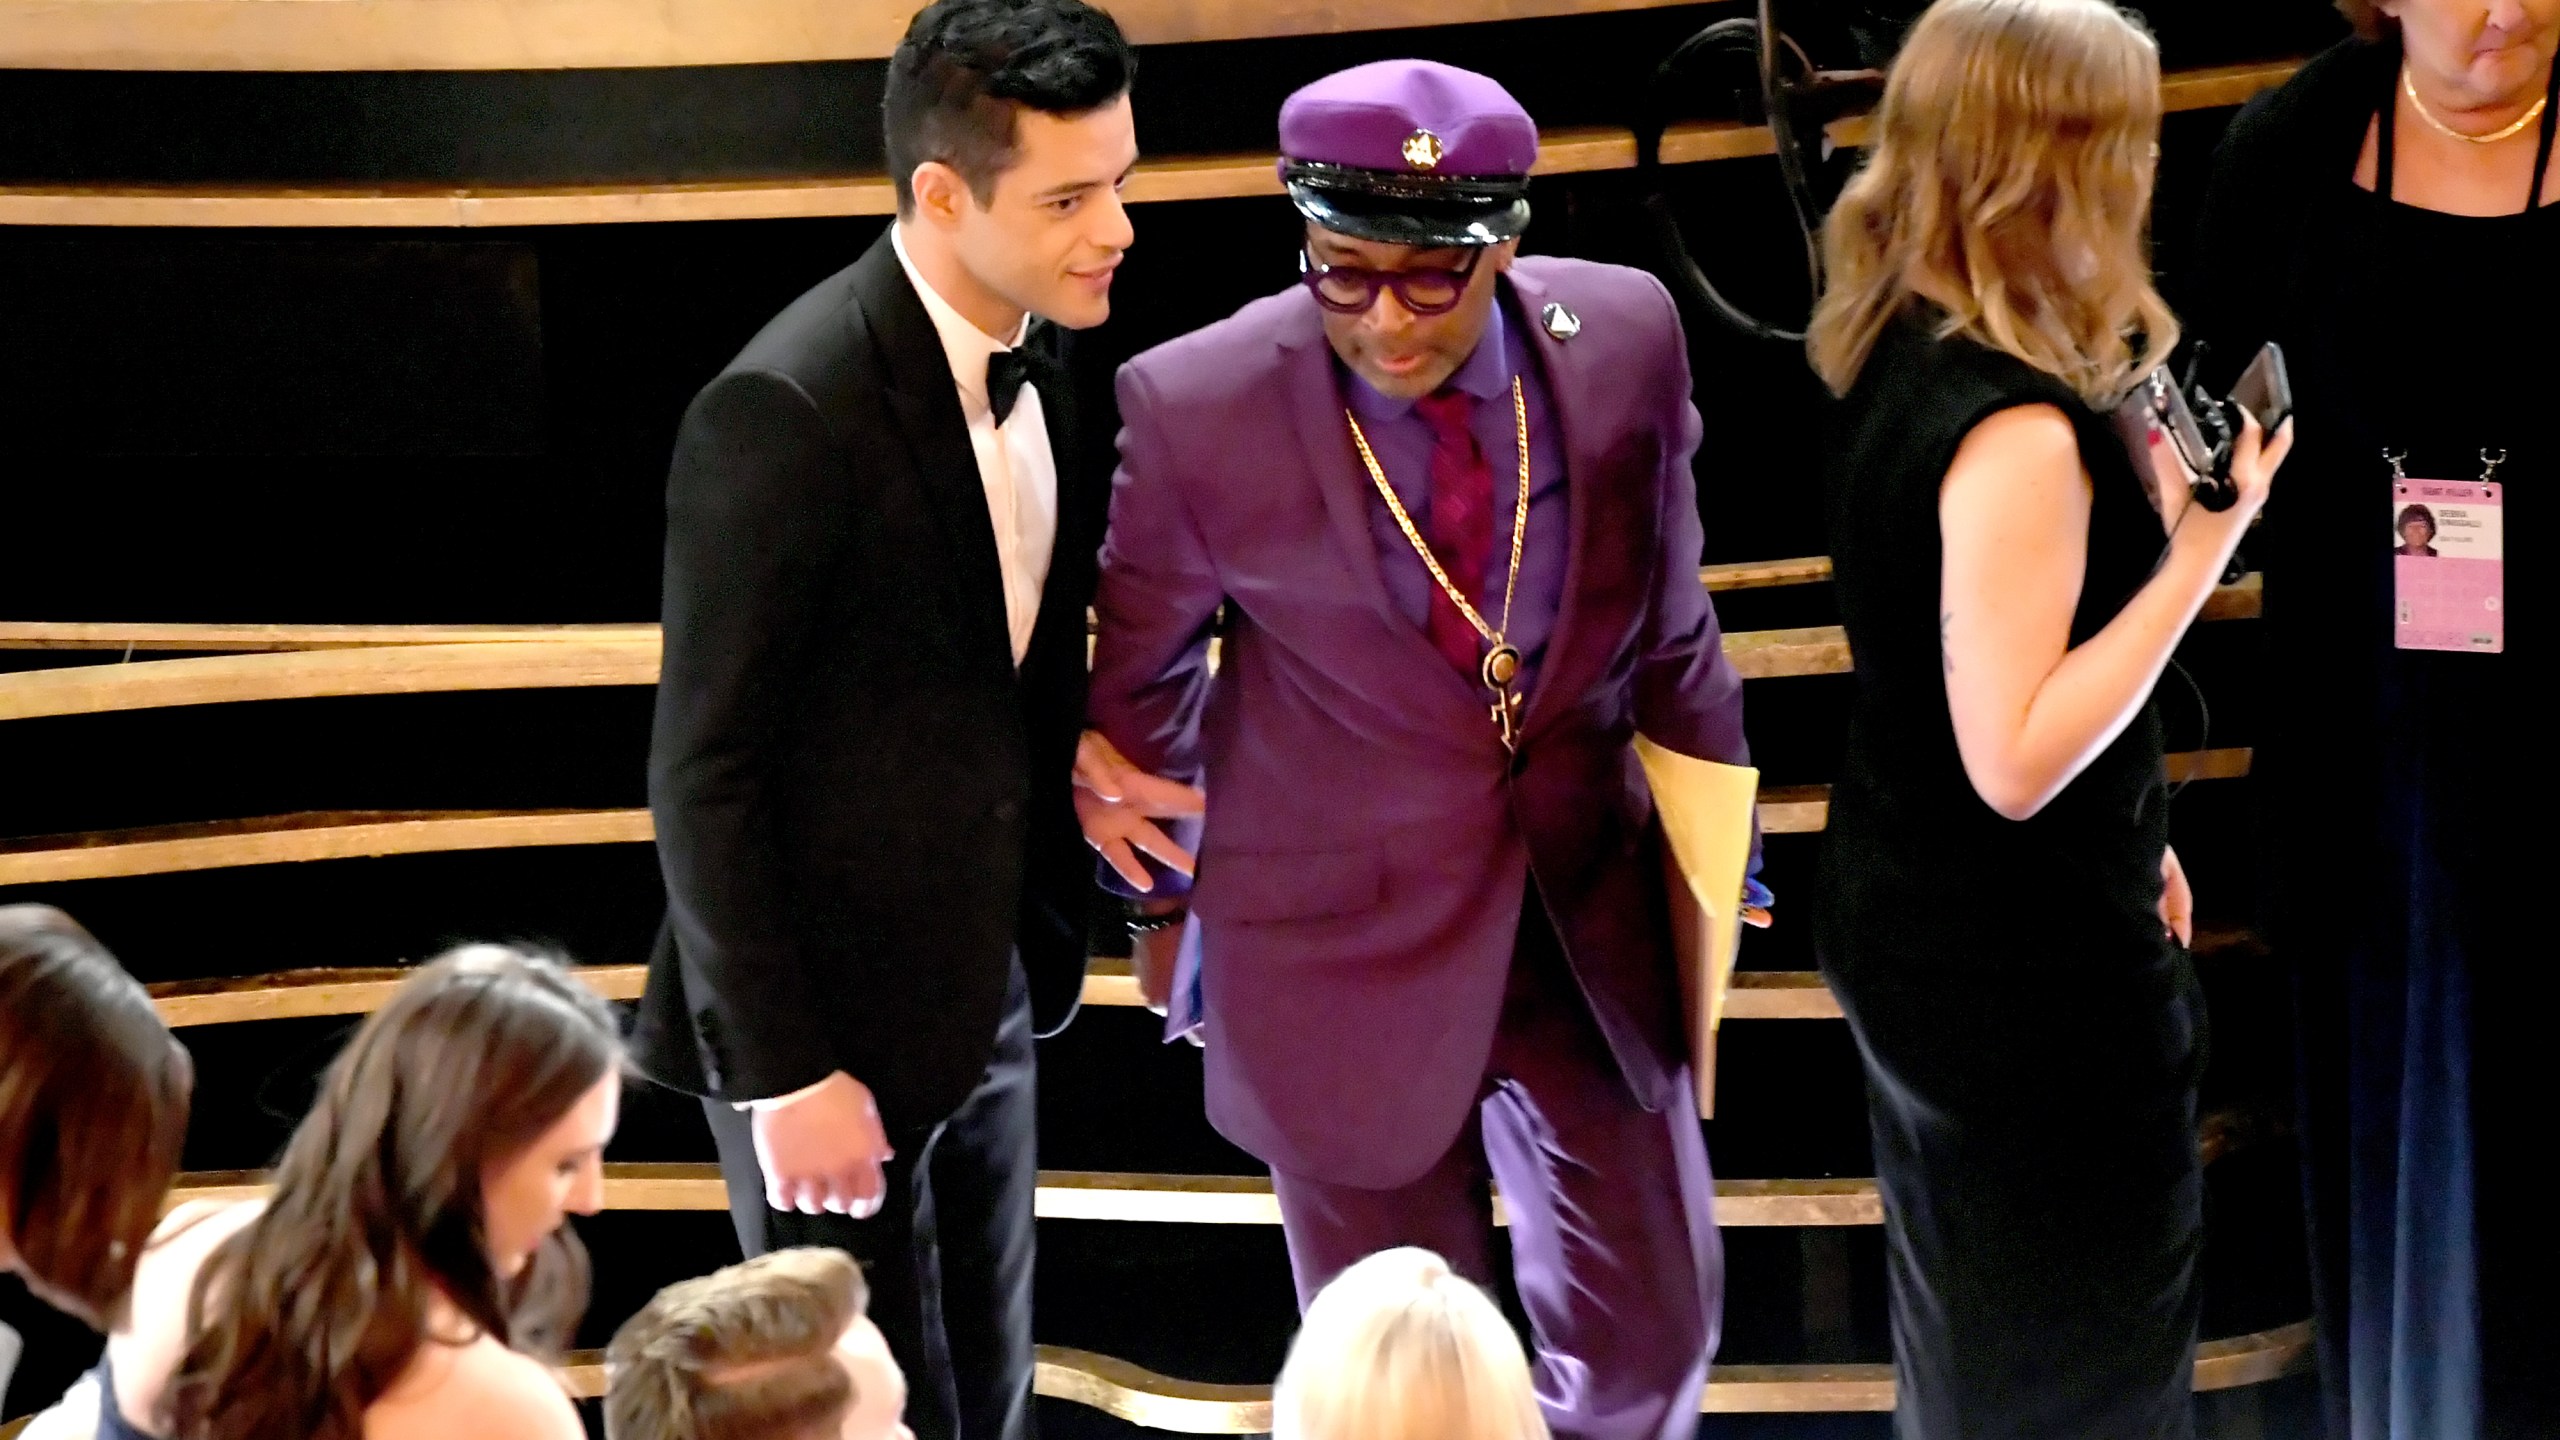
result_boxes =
[1267,895,1722,1440]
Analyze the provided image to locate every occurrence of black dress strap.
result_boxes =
[2532,59,2560,205]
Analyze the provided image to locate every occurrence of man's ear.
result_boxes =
[1490,239,1522,273]
[909,161,975,229]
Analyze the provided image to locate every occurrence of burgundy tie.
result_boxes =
[1413,389,1493,678]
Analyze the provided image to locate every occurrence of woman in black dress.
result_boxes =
[1808,1,2293,1434]
[2189,2,2560,1434]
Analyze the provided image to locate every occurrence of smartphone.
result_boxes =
[2227,342,2292,434]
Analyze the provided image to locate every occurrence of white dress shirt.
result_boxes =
[892,223,1059,667]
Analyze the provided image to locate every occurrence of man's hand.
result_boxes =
[750,1071,893,1217]
[1074,730,1206,891]
[2159,844,2195,947]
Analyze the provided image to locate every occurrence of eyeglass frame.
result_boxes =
[1297,245,1487,317]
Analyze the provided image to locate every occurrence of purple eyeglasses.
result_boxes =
[1298,246,1485,317]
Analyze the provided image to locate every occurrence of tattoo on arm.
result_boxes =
[1941,612,1953,674]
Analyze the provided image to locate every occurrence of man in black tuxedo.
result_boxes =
[631,5,1153,1436]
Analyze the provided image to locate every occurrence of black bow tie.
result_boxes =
[984,347,1048,427]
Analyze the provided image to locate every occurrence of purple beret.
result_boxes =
[1277,60,1538,247]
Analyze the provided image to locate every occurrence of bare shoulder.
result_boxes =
[1952,402,2079,464]
[1945,402,2086,498]
[122,1199,262,1334]
[107,1200,271,1422]
[364,1335,581,1440]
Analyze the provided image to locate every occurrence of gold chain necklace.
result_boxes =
[1346,376,1534,751]
[2403,64,2549,145]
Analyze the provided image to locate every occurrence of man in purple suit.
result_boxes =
[1077,60,1758,1440]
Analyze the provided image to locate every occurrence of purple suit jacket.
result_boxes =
[1090,257,1749,1189]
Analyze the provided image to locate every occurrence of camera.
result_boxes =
[2143,343,2292,512]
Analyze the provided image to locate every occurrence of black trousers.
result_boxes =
[703,958,1038,1440]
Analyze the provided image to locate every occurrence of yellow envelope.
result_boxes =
[1633,734,1759,1117]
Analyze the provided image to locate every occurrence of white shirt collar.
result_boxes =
[891,223,1031,412]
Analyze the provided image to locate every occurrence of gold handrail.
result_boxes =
[0,621,658,652]
[0,64,2299,229]
[0,574,2262,718]
[0,639,659,721]
[162,1165,1885,1228]
[140,958,1848,1028]
[0,808,651,886]
[0,753,2250,885]
[0,559,1849,653]
[0,0,1715,73]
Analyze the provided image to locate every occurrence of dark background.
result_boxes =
[0,2,2350,1435]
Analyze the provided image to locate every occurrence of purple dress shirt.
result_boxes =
[1346,297,1570,696]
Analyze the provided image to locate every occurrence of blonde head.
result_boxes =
[1271,1248,1548,1440]
[1806,0,2176,404]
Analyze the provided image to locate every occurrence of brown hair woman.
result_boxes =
[0,905,191,1329]
[1809,1,2291,1434]
[2189,0,2559,1432]
[87,945,622,1440]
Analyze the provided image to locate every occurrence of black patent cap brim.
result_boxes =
[1284,170,1532,248]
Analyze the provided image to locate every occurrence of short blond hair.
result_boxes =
[1272,1249,1548,1440]
[1807,0,2177,405]
[606,1248,868,1440]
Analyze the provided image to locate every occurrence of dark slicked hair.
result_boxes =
[884,0,1138,214]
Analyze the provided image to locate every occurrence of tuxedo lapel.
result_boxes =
[1503,267,1606,744]
[1023,323,1095,643]
[852,234,1016,678]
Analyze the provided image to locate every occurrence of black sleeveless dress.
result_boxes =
[2190,39,2560,1438]
[1815,318,2204,1439]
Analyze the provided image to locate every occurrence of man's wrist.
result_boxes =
[733,1070,844,1113]
[1127,900,1189,935]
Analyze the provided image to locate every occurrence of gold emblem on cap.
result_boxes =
[1402,129,1445,171]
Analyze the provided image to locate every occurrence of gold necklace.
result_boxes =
[1346,376,1534,751]
[2403,64,2549,145]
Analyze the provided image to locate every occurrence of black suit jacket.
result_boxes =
[633,229,1102,1134]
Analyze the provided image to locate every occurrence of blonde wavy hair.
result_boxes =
[1807,0,2177,405]
[1272,1248,1548,1440]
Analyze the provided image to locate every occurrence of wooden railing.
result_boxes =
[0,569,2262,720]
[0,63,2300,228]
[0,0,1715,73]
[136,955,1852,1027]
[0,750,2249,886]
[161,1165,1887,1228]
